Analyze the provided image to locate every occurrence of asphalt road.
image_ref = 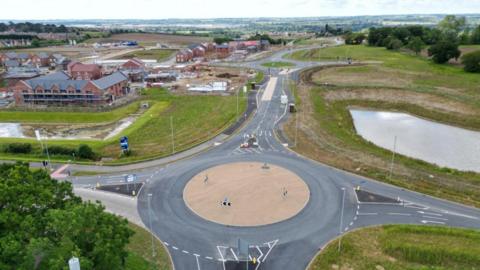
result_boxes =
[71,46,480,270]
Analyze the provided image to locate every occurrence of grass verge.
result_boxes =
[126,222,172,270]
[309,225,480,270]
[261,61,295,68]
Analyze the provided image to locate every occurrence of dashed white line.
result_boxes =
[422,215,448,221]
[388,213,412,216]
[205,256,213,260]
[357,212,378,216]
[182,250,189,254]
[172,246,178,250]
[163,242,169,246]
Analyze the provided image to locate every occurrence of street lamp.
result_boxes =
[147,193,156,258]
[338,187,346,253]
[35,129,52,171]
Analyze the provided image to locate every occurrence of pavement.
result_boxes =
[64,44,480,270]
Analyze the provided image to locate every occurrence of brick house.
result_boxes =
[176,49,193,63]
[13,71,129,105]
[121,58,146,82]
[67,62,102,80]
[1,52,65,68]
[188,44,206,58]
[30,52,50,67]
[215,44,231,58]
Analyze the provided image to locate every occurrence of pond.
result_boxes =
[350,109,480,173]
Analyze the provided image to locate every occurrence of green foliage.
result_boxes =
[386,37,403,50]
[471,25,480,44]
[0,163,133,269]
[407,36,426,55]
[428,40,461,64]
[2,143,32,154]
[213,36,233,44]
[344,32,366,45]
[47,145,76,156]
[77,144,95,160]
[461,50,480,73]
[438,15,466,36]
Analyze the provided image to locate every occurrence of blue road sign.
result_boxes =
[125,174,136,183]
[120,136,129,150]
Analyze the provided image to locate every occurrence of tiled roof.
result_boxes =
[5,60,20,67]
[70,63,101,72]
[93,71,128,90]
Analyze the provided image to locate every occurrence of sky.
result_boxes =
[1,0,480,20]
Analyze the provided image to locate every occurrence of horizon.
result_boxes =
[2,0,480,21]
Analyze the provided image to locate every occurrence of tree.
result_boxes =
[428,40,461,64]
[77,144,95,160]
[471,25,480,44]
[213,36,232,45]
[386,37,403,50]
[344,32,366,45]
[461,50,480,73]
[407,37,426,55]
[438,15,466,35]
[0,162,133,270]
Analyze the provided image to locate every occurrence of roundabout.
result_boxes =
[183,162,310,226]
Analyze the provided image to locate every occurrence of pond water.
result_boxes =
[350,109,480,173]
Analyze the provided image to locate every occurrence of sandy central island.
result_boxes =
[183,162,310,226]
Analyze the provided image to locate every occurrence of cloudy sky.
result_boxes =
[2,0,480,20]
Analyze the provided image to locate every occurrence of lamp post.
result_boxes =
[338,187,346,253]
[35,129,52,171]
[147,193,156,258]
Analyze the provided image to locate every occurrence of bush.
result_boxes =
[386,38,403,50]
[428,40,461,64]
[77,144,96,160]
[461,50,480,73]
[47,145,76,156]
[3,143,32,154]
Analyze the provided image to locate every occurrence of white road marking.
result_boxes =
[417,211,442,216]
[349,222,353,226]
[421,220,445,225]
[164,242,169,246]
[172,246,178,250]
[205,256,213,260]
[388,213,412,216]
[263,239,279,262]
[357,212,378,216]
[194,254,201,270]
[216,246,228,270]
[422,215,448,221]
[182,250,189,254]
[255,246,264,262]
[230,248,239,262]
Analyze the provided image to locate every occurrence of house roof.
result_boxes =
[93,71,128,90]
[17,53,30,59]
[5,60,20,67]
[5,52,17,59]
[70,63,101,72]
[25,72,87,90]
[36,52,49,58]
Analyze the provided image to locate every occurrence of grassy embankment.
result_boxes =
[284,45,480,207]
[117,49,177,62]
[309,225,480,270]
[261,61,296,68]
[0,86,249,164]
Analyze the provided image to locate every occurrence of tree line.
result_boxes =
[0,22,68,33]
[350,15,480,72]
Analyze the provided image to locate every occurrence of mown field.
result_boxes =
[309,225,480,270]
[0,87,247,164]
[126,223,172,270]
[117,49,177,62]
[284,45,480,207]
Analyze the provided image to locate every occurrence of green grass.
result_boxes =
[0,102,141,124]
[261,61,296,68]
[118,49,177,62]
[125,223,172,270]
[0,88,245,164]
[309,225,480,270]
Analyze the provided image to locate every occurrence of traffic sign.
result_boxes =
[120,136,129,151]
[125,174,136,183]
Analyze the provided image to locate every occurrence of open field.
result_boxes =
[261,61,296,68]
[309,225,480,270]
[284,45,480,207]
[86,33,212,47]
[0,88,246,164]
[117,48,177,61]
[126,222,172,270]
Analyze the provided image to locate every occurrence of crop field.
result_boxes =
[284,45,480,207]
[309,225,480,270]
[86,33,212,47]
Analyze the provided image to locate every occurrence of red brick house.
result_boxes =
[122,58,145,70]
[13,71,129,105]
[30,53,50,67]
[215,44,231,58]
[67,62,102,80]
[176,49,193,63]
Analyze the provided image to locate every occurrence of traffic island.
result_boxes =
[183,162,310,226]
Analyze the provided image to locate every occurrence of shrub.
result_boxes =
[77,144,96,160]
[428,40,461,64]
[3,143,32,154]
[461,50,480,73]
[47,145,76,156]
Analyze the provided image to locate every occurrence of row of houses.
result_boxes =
[0,52,67,69]
[13,70,130,105]
[175,40,270,63]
